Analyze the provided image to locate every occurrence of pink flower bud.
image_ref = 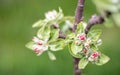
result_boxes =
[91,52,100,58]
[78,33,86,41]
[88,52,100,61]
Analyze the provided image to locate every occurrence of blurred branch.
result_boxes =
[85,11,112,34]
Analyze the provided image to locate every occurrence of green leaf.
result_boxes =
[49,29,59,42]
[87,29,102,41]
[49,39,65,51]
[69,42,83,58]
[37,26,50,41]
[96,54,110,65]
[65,33,75,44]
[56,7,64,20]
[25,41,35,50]
[78,58,89,69]
[32,20,48,28]
[76,22,84,34]
[48,51,56,60]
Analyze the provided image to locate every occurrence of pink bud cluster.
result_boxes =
[77,33,101,62]
[32,37,48,56]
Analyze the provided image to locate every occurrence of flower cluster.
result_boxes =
[69,23,110,69]
[76,33,101,62]
[26,8,69,60]
[32,37,48,56]
[26,8,110,69]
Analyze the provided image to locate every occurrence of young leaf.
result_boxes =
[49,39,65,51]
[56,7,64,20]
[78,58,89,69]
[96,53,110,65]
[49,29,59,42]
[69,42,83,58]
[25,41,35,50]
[65,33,75,44]
[32,20,48,28]
[48,51,56,60]
[87,29,102,41]
[37,26,50,41]
[76,22,84,34]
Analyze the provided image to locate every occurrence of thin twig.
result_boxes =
[52,23,66,39]
[85,11,112,34]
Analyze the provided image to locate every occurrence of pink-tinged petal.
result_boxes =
[32,37,39,43]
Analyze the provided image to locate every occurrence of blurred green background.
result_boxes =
[0,0,120,75]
